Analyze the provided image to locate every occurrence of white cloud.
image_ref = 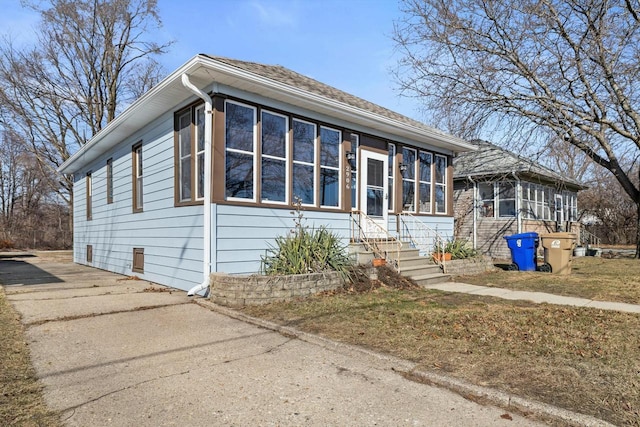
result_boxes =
[249,0,296,28]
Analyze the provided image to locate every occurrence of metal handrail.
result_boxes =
[350,211,402,270]
[399,212,447,269]
[579,228,601,247]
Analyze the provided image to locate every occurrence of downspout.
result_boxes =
[468,176,477,249]
[182,74,213,297]
[512,172,522,234]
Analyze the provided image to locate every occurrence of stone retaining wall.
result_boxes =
[443,256,496,276]
[209,272,344,307]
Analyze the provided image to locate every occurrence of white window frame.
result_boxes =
[195,105,206,201]
[388,143,396,212]
[418,150,432,214]
[402,147,417,213]
[497,181,516,218]
[292,118,317,207]
[224,100,257,203]
[260,109,289,205]
[434,154,447,214]
[319,125,342,209]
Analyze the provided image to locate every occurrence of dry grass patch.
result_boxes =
[457,257,640,304]
[242,288,640,425]
[0,288,60,426]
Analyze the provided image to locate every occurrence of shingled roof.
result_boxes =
[453,140,585,189]
[204,55,452,138]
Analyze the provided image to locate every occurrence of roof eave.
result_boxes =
[59,54,475,174]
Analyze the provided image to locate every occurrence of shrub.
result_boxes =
[261,206,352,281]
[444,239,478,260]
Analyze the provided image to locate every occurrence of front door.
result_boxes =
[359,150,388,237]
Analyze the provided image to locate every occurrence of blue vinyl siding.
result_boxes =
[72,85,455,292]
[214,205,350,275]
[73,112,205,291]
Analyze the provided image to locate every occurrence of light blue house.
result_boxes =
[58,55,475,294]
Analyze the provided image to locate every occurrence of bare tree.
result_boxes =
[0,0,171,206]
[394,0,640,257]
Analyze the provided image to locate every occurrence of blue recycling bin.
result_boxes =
[503,232,538,271]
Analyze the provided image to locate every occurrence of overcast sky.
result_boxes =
[0,0,425,122]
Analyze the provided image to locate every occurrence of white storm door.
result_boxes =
[359,150,388,237]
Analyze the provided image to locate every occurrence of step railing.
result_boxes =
[399,212,447,269]
[350,211,402,270]
[579,228,601,247]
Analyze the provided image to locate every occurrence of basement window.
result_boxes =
[132,248,144,273]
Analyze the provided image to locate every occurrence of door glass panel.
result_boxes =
[367,188,383,217]
[366,158,384,217]
[367,159,383,187]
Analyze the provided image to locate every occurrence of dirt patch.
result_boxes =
[341,265,419,294]
[0,288,61,426]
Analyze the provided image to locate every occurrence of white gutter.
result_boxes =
[468,176,477,249]
[181,74,213,297]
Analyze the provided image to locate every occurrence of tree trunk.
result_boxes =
[636,202,640,259]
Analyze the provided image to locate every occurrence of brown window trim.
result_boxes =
[86,172,92,220]
[132,248,144,273]
[174,102,207,207]
[132,142,143,213]
[106,158,114,204]
[209,93,453,216]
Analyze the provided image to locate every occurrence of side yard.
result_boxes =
[461,256,640,304]
[242,259,640,426]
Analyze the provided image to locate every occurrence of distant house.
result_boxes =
[453,140,586,258]
[58,54,475,293]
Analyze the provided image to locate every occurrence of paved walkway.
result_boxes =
[424,282,640,313]
[1,253,551,427]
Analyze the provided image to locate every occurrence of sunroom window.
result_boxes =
[434,155,447,214]
[261,110,288,203]
[175,104,206,204]
[388,144,395,211]
[418,151,432,213]
[195,106,205,199]
[177,110,192,202]
[478,182,494,217]
[498,181,516,217]
[402,147,416,212]
[225,101,256,201]
[292,119,316,205]
[319,126,340,207]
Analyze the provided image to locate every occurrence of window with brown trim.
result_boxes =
[132,248,144,273]
[401,147,416,212]
[175,105,206,204]
[292,118,316,206]
[225,100,257,201]
[418,151,432,213]
[106,158,113,204]
[434,154,447,214]
[132,143,143,213]
[86,245,93,263]
[86,172,92,220]
[388,144,396,211]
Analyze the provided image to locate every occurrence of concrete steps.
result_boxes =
[349,241,450,286]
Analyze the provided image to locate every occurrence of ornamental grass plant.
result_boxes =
[261,205,352,281]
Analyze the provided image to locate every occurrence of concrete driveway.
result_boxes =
[1,252,544,426]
